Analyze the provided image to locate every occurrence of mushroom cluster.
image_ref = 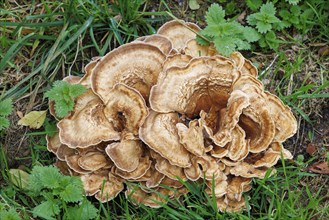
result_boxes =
[47,20,297,212]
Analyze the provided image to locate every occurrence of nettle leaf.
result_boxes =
[286,0,300,5]
[39,166,62,189]
[246,14,258,26]
[256,21,272,33]
[205,3,225,25]
[0,116,10,130]
[0,208,21,220]
[246,0,262,11]
[44,81,67,102]
[214,36,237,56]
[32,200,60,220]
[28,166,46,193]
[291,5,301,15]
[243,27,260,42]
[195,35,210,46]
[54,99,75,118]
[65,200,98,220]
[29,166,62,191]
[45,80,86,118]
[60,184,84,203]
[69,84,87,98]
[265,31,279,50]
[260,2,276,15]
[0,99,13,116]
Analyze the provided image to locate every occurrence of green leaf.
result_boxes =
[0,116,10,130]
[44,119,57,137]
[247,14,258,26]
[0,209,21,220]
[246,0,262,11]
[44,81,68,102]
[214,36,236,56]
[60,184,84,203]
[256,21,272,33]
[265,31,279,50]
[291,5,301,15]
[195,35,210,46]
[54,99,75,118]
[0,99,13,116]
[28,166,62,192]
[68,84,87,98]
[8,169,30,189]
[17,110,47,129]
[266,14,281,24]
[39,166,62,189]
[65,200,98,220]
[188,0,200,10]
[205,4,226,25]
[286,0,300,5]
[32,201,60,220]
[260,2,276,15]
[45,80,86,118]
[242,27,260,42]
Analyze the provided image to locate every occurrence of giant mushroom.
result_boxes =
[47,20,297,212]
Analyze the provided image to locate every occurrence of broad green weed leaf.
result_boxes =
[243,27,260,42]
[17,110,47,129]
[65,200,98,220]
[60,184,84,203]
[0,209,21,220]
[0,117,10,130]
[9,169,30,189]
[38,166,62,189]
[188,0,200,10]
[33,201,59,220]
[205,4,225,25]
[0,99,13,116]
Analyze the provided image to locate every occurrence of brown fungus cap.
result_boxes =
[138,34,173,55]
[80,172,108,196]
[46,19,298,213]
[184,155,222,181]
[265,92,298,142]
[105,140,144,172]
[253,142,293,168]
[139,111,191,167]
[103,84,148,136]
[205,178,228,198]
[114,156,152,180]
[78,151,109,171]
[229,162,276,179]
[46,133,61,154]
[176,120,205,156]
[217,196,247,213]
[157,20,201,52]
[151,151,188,181]
[79,57,100,88]
[58,90,120,148]
[224,125,250,161]
[95,173,124,203]
[210,90,250,147]
[184,39,217,57]
[91,42,166,103]
[162,53,193,72]
[150,57,238,117]
[226,176,252,201]
[65,155,90,174]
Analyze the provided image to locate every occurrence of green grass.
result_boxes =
[1,0,329,219]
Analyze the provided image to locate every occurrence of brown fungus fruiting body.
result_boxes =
[48,20,297,213]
